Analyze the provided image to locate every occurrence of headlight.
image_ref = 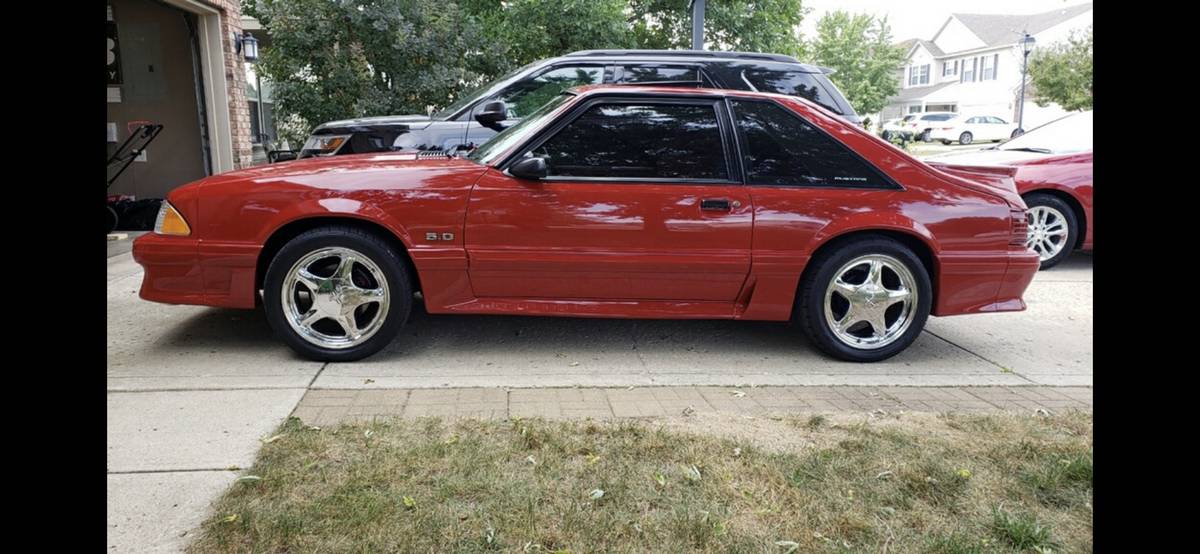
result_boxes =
[301,134,351,156]
[153,201,191,236]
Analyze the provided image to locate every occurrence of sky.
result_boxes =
[798,0,1093,42]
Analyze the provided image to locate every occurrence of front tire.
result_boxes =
[920,129,932,142]
[959,132,973,145]
[795,237,932,362]
[263,225,412,362]
[1023,193,1077,270]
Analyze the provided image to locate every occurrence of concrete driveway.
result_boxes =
[106,245,1091,551]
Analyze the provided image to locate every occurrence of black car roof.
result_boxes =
[563,49,830,73]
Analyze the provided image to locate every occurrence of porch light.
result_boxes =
[233,31,260,62]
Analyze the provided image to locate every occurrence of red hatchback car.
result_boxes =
[133,86,1039,363]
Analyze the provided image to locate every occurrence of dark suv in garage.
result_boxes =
[290,49,861,159]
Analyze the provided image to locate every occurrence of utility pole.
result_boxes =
[691,0,706,50]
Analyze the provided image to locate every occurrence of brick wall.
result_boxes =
[213,0,254,169]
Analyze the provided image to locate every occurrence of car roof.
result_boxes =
[562,49,830,74]
[568,84,829,112]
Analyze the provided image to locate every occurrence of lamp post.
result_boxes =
[1017,32,1036,132]
[690,0,706,50]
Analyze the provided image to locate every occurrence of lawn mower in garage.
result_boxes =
[107,123,163,234]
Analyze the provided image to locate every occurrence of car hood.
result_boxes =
[312,114,437,134]
[923,148,1052,166]
[198,151,483,186]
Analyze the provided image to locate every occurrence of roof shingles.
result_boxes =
[950,2,1092,48]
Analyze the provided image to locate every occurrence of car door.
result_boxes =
[464,96,753,302]
[988,116,1012,140]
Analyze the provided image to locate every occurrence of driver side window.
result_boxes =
[529,102,729,180]
[493,66,604,119]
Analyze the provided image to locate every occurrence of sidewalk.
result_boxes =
[292,385,1092,426]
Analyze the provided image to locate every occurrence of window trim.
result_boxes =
[498,94,741,185]
[724,97,903,191]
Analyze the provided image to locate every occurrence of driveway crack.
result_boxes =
[922,330,1037,384]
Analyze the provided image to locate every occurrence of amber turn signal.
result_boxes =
[154,201,191,236]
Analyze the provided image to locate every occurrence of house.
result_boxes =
[880,2,1092,131]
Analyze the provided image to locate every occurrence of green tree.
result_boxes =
[628,0,808,57]
[807,10,905,115]
[245,0,491,145]
[1027,26,1092,111]
[464,0,634,75]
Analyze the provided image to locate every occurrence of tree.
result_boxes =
[245,0,491,145]
[807,10,906,115]
[628,0,808,58]
[464,0,635,76]
[1027,26,1092,111]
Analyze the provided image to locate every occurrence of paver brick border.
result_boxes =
[291,386,1092,426]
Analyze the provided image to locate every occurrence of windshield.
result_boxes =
[467,93,572,166]
[434,61,544,120]
[1000,111,1093,154]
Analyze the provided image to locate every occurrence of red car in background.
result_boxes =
[133,85,1039,363]
[928,111,1093,269]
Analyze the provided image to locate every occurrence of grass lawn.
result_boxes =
[189,411,1091,553]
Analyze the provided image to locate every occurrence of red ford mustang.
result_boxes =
[133,86,1039,363]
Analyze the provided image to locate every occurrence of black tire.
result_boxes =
[1023,193,1078,270]
[106,205,118,235]
[940,140,951,145]
[1011,128,1024,139]
[919,129,932,142]
[959,132,973,145]
[263,225,412,362]
[794,236,932,362]
[881,130,892,141]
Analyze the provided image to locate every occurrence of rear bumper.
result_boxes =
[131,233,260,309]
[934,248,1040,316]
[987,248,1041,312]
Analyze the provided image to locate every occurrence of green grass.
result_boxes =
[188,412,1091,553]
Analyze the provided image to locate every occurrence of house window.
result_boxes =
[907,105,923,114]
[908,64,930,86]
[981,55,996,80]
[942,61,954,76]
[961,58,976,82]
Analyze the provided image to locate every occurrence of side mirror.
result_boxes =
[475,100,508,131]
[508,156,549,180]
[269,150,298,163]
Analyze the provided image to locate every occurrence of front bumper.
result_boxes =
[131,233,260,309]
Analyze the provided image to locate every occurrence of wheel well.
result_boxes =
[801,229,938,304]
[1023,189,1087,249]
[255,217,420,298]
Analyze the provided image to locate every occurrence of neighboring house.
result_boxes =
[881,2,1092,131]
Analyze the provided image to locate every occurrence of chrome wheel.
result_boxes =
[823,255,918,350]
[1025,206,1070,261]
[281,246,389,350]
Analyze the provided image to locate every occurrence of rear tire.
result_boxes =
[263,225,412,362]
[959,132,973,145]
[1011,128,1024,139]
[794,237,932,362]
[106,205,118,234]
